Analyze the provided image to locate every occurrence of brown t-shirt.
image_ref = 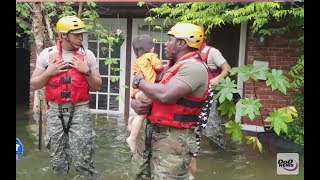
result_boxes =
[172,61,208,97]
[206,47,227,69]
[36,47,98,70]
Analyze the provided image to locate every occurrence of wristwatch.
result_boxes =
[134,78,143,88]
[84,69,91,76]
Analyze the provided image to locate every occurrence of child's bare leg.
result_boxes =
[189,157,197,177]
[126,114,146,153]
[127,116,134,131]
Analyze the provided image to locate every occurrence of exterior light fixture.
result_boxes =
[256,35,267,47]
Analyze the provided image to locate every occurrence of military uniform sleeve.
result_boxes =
[85,49,99,70]
[207,47,226,68]
[172,61,208,95]
[36,48,50,70]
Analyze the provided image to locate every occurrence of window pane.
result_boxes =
[110,79,120,93]
[99,43,109,57]
[138,25,150,35]
[150,25,162,42]
[89,93,96,109]
[98,94,108,110]
[88,33,98,40]
[109,95,119,110]
[100,77,109,92]
[88,42,98,57]
[110,61,120,76]
[99,60,109,76]
[111,43,121,58]
[162,26,170,42]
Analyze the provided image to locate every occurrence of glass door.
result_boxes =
[87,18,127,114]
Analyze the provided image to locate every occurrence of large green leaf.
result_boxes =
[224,121,243,142]
[246,136,263,153]
[228,65,269,82]
[237,97,262,120]
[264,109,294,135]
[217,99,236,119]
[214,77,238,103]
[266,69,291,94]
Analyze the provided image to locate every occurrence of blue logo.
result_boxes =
[16,138,24,160]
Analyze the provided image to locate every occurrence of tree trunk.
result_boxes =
[31,2,48,149]
[31,2,45,54]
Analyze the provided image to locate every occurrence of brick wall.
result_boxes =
[242,34,301,126]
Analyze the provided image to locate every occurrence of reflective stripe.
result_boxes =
[174,114,199,122]
[176,97,206,108]
[201,46,211,53]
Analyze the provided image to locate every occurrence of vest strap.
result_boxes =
[176,97,206,108]
[174,113,199,122]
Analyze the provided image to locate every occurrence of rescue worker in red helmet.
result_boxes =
[30,16,102,177]
[128,22,210,179]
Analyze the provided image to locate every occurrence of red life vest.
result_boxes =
[199,42,221,79]
[45,40,90,103]
[147,53,210,128]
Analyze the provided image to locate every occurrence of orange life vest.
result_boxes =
[199,42,221,79]
[45,40,90,103]
[147,53,210,128]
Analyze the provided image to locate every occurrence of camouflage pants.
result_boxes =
[44,106,96,176]
[128,122,196,180]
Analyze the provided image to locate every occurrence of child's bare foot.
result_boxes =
[126,136,136,153]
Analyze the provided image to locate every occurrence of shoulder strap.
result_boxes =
[199,45,213,64]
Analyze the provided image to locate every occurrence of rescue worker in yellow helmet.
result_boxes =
[128,22,210,179]
[30,16,102,177]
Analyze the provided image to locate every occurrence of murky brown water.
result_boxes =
[16,105,304,180]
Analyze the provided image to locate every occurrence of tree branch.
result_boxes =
[16,16,32,30]
[78,2,83,18]
[43,10,55,46]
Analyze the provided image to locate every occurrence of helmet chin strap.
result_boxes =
[67,39,79,50]
[66,33,83,50]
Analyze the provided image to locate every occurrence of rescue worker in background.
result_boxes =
[128,22,210,179]
[197,40,232,149]
[190,39,232,176]
[200,41,231,86]
[30,16,102,177]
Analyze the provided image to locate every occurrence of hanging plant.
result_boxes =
[110,28,125,45]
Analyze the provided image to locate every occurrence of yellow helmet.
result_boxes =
[167,23,204,49]
[56,16,86,33]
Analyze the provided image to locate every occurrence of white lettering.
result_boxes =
[16,144,20,151]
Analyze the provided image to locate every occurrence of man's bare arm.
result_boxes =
[86,69,102,91]
[210,61,231,86]
[135,73,193,104]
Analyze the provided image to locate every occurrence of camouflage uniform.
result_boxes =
[128,122,197,180]
[45,104,96,176]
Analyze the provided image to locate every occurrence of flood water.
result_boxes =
[16,104,304,180]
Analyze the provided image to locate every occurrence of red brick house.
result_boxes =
[16,2,301,132]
